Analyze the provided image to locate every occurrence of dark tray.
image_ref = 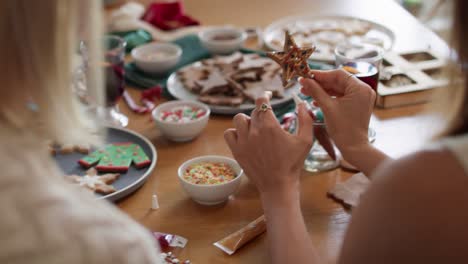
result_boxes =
[54,126,157,202]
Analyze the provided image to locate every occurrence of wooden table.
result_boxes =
[115,0,449,262]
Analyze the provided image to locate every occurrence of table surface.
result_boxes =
[114,0,448,262]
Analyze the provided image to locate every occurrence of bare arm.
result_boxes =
[342,142,391,177]
[224,94,320,263]
[261,188,320,264]
[339,149,468,263]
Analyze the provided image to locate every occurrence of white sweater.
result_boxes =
[0,132,161,264]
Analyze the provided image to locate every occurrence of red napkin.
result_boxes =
[142,1,200,31]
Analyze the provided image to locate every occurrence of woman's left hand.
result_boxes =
[224,94,314,198]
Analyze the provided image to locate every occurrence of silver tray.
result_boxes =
[263,15,395,62]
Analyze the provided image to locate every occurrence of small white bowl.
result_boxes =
[131,43,182,74]
[178,155,243,205]
[198,27,247,55]
[152,100,210,142]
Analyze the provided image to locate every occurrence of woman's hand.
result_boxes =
[224,94,313,198]
[300,69,376,161]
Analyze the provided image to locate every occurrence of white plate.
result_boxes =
[167,62,300,115]
[263,15,395,62]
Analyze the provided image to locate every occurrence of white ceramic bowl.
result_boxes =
[152,100,210,142]
[178,155,243,205]
[198,27,247,55]
[131,43,182,74]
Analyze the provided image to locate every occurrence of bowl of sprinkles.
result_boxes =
[178,155,243,205]
[152,100,210,142]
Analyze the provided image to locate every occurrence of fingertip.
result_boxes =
[224,129,237,144]
[299,76,307,86]
[297,103,312,121]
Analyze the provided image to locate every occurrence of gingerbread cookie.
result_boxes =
[196,70,231,95]
[199,94,244,106]
[49,142,91,155]
[242,75,285,101]
[178,52,292,106]
[237,54,272,72]
[213,52,243,65]
[230,70,260,83]
[177,66,211,92]
[78,142,151,172]
[66,168,119,194]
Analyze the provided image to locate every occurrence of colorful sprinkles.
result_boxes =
[183,162,236,185]
[158,106,206,123]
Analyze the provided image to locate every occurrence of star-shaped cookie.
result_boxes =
[66,168,120,194]
[266,30,316,87]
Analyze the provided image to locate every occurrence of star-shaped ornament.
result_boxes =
[266,31,316,87]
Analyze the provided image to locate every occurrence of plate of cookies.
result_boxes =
[263,15,395,62]
[167,52,300,114]
[52,126,157,202]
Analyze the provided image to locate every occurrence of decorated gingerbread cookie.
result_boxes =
[78,142,151,172]
[66,168,119,194]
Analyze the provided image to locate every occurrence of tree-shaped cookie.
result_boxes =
[66,168,120,194]
[78,142,151,172]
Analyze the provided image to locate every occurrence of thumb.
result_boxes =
[295,103,313,142]
[299,77,332,110]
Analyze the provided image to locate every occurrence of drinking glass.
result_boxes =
[101,35,128,127]
[304,122,340,173]
[335,42,384,142]
[72,36,128,127]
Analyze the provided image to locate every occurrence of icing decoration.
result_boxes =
[66,168,119,194]
[266,30,316,86]
[78,142,151,172]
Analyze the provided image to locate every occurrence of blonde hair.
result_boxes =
[434,0,468,137]
[0,0,104,146]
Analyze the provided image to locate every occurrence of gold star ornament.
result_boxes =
[266,31,316,87]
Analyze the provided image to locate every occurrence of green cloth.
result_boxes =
[124,34,261,91]
[123,33,334,115]
[111,30,153,53]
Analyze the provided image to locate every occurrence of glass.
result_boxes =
[304,122,340,173]
[335,42,384,91]
[101,35,128,127]
[335,42,383,142]
[72,36,128,127]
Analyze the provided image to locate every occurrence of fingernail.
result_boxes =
[298,77,305,85]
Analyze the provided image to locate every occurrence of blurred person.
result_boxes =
[0,1,162,263]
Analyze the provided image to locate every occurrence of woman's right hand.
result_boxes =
[300,69,376,160]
